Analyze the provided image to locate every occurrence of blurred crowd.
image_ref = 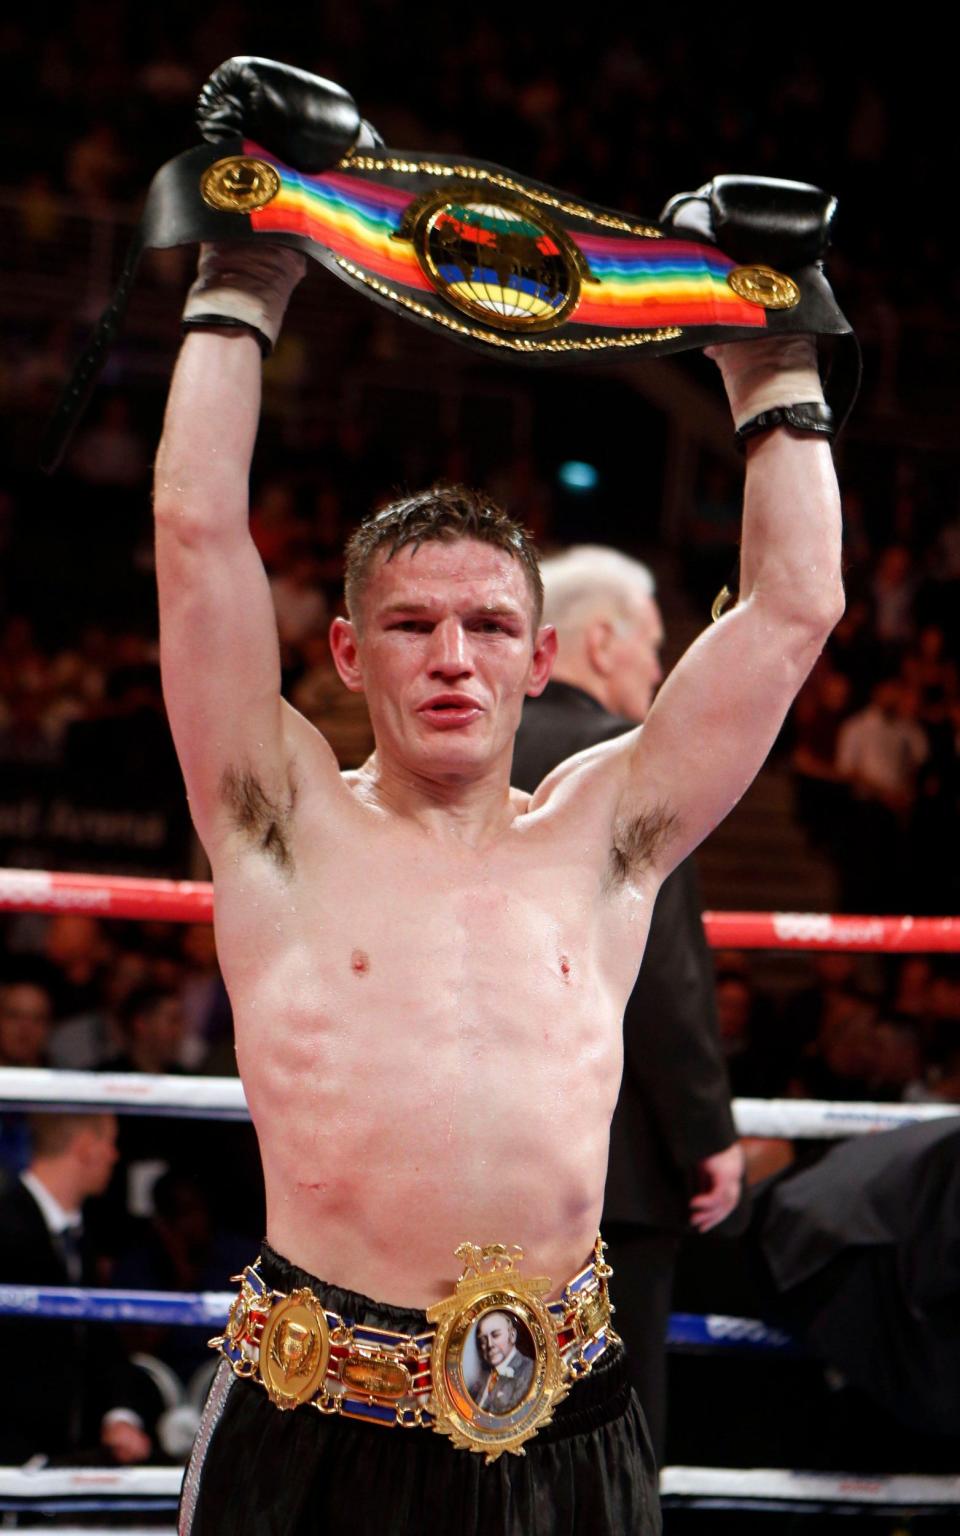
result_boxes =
[0,4,957,1479]
[717,950,960,1110]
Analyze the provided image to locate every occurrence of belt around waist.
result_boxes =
[210,1236,618,1462]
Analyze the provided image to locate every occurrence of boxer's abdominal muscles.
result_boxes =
[228,868,629,1304]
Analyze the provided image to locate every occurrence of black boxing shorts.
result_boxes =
[179,1241,661,1536]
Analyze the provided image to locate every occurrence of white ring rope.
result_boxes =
[0,1466,184,1497]
[659,1466,960,1506]
[2,1464,958,1509]
[1,1066,956,1138]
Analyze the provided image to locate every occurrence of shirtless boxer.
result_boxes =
[158,243,842,1535]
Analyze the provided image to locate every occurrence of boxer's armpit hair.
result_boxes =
[608,802,679,887]
[220,764,296,872]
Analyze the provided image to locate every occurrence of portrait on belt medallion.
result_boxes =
[466,1308,537,1416]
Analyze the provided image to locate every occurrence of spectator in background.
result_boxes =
[715,968,778,1097]
[902,624,958,715]
[0,977,53,1068]
[69,396,146,489]
[103,985,185,1077]
[789,1007,880,1102]
[906,627,960,914]
[870,544,917,652]
[43,914,109,1016]
[887,955,933,1027]
[0,1112,159,1464]
[0,691,59,764]
[867,1019,924,1102]
[791,659,851,851]
[0,615,46,697]
[179,925,231,1071]
[0,976,54,1175]
[924,966,960,1083]
[269,539,329,656]
[64,120,131,205]
[112,1170,247,1385]
[49,948,152,1069]
[836,677,928,912]
[249,478,299,568]
[99,987,189,1243]
[827,596,880,704]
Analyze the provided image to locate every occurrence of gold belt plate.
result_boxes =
[426,1243,570,1463]
[258,1289,331,1409]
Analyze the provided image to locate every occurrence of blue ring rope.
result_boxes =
[0,1284,798,1351]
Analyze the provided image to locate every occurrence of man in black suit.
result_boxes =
[511,544,744,1459]
[0,1111,159,1464]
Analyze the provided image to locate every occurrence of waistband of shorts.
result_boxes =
[257,1240,435,1333]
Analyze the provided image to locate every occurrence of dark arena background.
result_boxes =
[0,7,957,1534]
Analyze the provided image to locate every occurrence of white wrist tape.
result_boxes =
[182,242,307,352]
[707,336,824,431]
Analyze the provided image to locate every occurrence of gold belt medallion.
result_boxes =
[726,264,801,310]
[200,155,281,213]
[258,1289,330,1409]
[426,1243,570,1463]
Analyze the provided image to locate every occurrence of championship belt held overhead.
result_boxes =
[40,55,860,473]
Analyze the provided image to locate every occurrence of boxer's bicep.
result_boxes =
[620,593,830,877]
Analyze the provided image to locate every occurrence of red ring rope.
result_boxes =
[0,868,957,951]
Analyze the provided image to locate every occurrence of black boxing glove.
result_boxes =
[197,55,372,172]
[660,174,837,272]
[184,58,384,353]
[662,176,842,441]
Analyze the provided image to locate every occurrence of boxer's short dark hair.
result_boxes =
[344,484,543,631]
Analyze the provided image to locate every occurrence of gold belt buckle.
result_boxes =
[426,1243,571,1463]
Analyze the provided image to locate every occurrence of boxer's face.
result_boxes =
[332,539,555,782]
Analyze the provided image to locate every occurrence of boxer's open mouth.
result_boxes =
[419,694,483,727]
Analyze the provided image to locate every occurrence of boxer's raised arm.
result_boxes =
[619,338,844,876]
[153,245,334,855]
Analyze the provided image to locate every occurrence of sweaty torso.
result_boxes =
[212,752,655,1307]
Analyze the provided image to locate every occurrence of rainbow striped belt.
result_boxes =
[42,137,858,474]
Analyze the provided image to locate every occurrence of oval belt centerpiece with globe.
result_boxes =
[401,188,585,334]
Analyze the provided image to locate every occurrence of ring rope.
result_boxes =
[0,1466,184,1497]
[2,1464,957,1512]
[1,867,958,951]
[1,1066,956,1138]
[0,1283,797,1355]
[659,1466,960,1508]
[0,1528,175,1535]
[0,1282,233,1327]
